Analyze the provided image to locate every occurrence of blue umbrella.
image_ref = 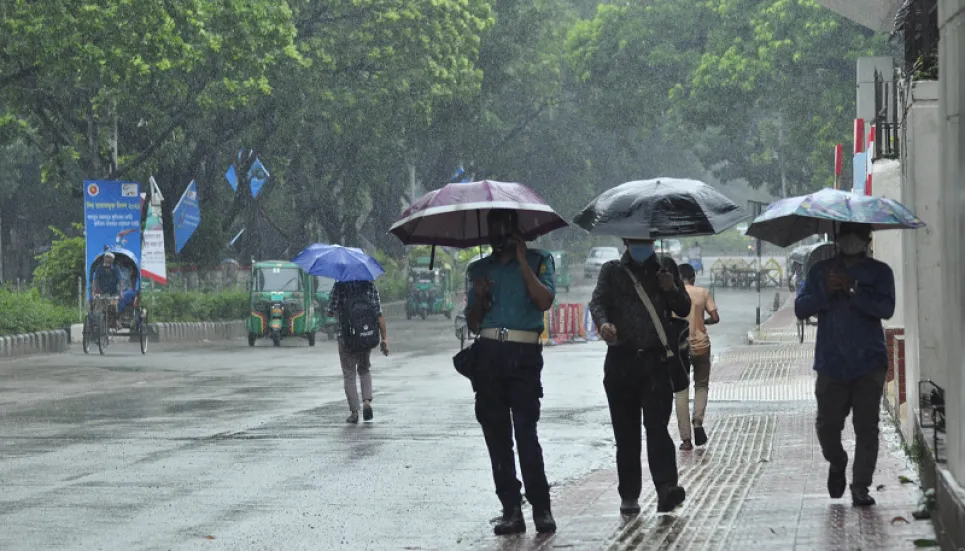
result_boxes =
[292,243,385,281]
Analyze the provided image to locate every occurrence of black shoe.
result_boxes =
[851,485,876,507]
[346,411,359,424]
[694,426,708,447]
[493,506,525,535]
[363,404,373,421]
[533,508,557,534]
[828,468,846,499]
[620,498,641,515]
[657,484,686,513]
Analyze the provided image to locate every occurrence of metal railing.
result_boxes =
[919,379,946,463]
[873,69,901,160]
[895,0,939,79]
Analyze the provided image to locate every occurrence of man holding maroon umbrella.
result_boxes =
[390,181,567,536]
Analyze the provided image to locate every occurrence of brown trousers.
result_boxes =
[674,347,711,441]
[338,342,372,412]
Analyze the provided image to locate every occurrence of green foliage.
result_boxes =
[4,0,892,273]
[568,0,889,197]
[371,250,407,301]
[0,288,75,336]
[145,290,248,322]
[32,225,85,306]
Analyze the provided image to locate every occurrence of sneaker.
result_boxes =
[493,506,525,535]
[620,498,641,515]
[533,507,557,534]
[346,411,359,424]
[363,404,374,421]
[694,426,708,447]
[851,485,876,507]
[657,484,686,513]
[679,440,694,451]
[827,468,846,499]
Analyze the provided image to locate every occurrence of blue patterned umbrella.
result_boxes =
[746,188,925,247]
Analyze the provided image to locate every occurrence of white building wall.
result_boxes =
[900,81,943,438]
[939,0,965,482]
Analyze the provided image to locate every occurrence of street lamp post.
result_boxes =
[748,200,769,328]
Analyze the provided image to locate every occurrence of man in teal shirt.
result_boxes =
[465,209,557,536]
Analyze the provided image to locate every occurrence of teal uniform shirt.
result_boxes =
[465,248,556,332]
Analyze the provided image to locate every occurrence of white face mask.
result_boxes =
[838,233,868,256]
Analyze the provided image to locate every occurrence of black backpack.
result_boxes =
[341,293,380,352]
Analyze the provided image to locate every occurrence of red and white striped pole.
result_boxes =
[854,119,865,154]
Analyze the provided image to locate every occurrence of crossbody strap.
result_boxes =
[623,266,673,359]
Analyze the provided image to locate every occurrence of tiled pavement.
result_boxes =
[469,315,938,550]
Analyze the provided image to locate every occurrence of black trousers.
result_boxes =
[603,346,678,500]
[815,367,887,488]
[473,338,550,510]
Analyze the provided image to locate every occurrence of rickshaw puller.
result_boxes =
[93,252,123,329]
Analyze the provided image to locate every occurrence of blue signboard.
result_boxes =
[83,180,142,298]
[173,180,201,254]
[852,153,867,195]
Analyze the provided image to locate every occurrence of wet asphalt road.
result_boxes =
[0,276,782,551]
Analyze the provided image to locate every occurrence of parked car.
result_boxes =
[584,246,621,279]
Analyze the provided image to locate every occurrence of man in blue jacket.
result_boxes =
[795,222,895,507]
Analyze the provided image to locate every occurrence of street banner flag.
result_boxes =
[83,180,141,299]
[173,180,201,254]
[248,158,269,198]
[142,176,168,284]
[225,164,238,192]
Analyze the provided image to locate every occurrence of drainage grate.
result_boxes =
[605,415,777,551]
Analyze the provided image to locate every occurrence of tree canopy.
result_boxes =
[0,0,889,282]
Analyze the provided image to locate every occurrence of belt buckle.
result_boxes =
[497,328,510,342]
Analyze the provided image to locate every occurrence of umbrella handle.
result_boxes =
[429,245,436,271]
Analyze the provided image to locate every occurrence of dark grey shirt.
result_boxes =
[588,253,691,351]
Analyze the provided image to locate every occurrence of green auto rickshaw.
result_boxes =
[313,275,339,340]
[550,250,571,293]
[405,255,454,320]
[246,260,322,347]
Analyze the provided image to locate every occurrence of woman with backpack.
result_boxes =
[327,280,389,423]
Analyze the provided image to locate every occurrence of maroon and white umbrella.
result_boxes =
[389,180,567,248]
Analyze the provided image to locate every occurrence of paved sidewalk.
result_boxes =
[469,309,938,550]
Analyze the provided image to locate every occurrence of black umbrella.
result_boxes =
[573,178,747,239]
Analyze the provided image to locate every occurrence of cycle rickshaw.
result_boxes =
[82,247,149,355]
[796,242,835,343]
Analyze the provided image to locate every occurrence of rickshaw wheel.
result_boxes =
[307,332,316,347]
[247,333,256,347]
[138,311,148,355]
[82,316,91,354]
[444,310,452,320]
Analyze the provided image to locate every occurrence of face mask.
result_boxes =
[838,233,868,256]
[628,244,655,262]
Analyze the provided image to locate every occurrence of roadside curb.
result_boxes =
[3,320,247,362]
[145,320,246,343]
[0,330,70,361]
